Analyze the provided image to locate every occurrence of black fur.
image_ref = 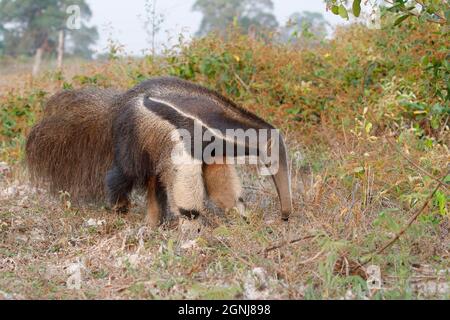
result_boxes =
[155,177,175,222]
[143,96,261,160]
[179,208,200,220]
[105,165,133,213]
[108,98,175,219]
[112,103,155,190]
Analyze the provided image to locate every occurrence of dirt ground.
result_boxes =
[1,151,448,299]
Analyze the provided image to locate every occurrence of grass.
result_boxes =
[0,127,448,299]
[0,17,449,299]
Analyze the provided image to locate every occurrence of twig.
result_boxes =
[374,177,444,256]
[415,0,447,23]
[263,234,323,254]
[298,249,326,265]
[243,185,275,196]
[233,72,252,93]
[438,115,449,139]
[360,169,449,265]
[214,236,254,268]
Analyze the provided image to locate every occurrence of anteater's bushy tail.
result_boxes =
[26,88,122,203]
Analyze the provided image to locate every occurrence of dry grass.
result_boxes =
[0,21,449,299]
[1,128,448,300]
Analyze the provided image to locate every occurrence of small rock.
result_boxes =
[179,219,202,235]
[115,253,149,269]
[0,162,11,176]
[30,229,45,242]
[180,239,198,250]
[65,260,85,290]
[128,254,140,267]
[15,234,28,243]
[1,186,16,198]
[0,290,14,300]
[243,267,270,300]
[18,196,29,207]
[0,258,16,272]
[366,265,382,291]
[85,218,106,228]
[344,289,356,300]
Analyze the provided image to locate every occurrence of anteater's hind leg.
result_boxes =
[146,176,161,227]
[105,165,133,214]
[203,164,245,215]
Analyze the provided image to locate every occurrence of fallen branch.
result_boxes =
[214,235,255,268]
[263,234,323,254]
[298,249,326,265]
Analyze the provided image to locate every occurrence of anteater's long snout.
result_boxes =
[256,131,292,220]
[270,135,293,220]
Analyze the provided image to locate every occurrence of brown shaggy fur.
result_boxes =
[26,88,122,202]
[26,77,291,221]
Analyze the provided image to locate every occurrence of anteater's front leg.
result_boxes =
[172,162,205,219]
[160,163,205,218]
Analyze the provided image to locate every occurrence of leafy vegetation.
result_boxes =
[0,2,449,300]
[327,0,449,26]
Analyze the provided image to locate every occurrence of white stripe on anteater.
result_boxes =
[147,96,255,148]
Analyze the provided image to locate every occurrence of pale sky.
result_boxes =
[86,0,351,56]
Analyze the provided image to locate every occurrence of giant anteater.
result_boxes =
[26,77,293,226]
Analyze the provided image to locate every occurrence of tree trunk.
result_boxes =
[57,30,65,70]
[248,24,257,41]
[32,47,44,77]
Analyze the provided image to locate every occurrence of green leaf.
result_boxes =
[353,166,365,174]
[331,5,340,15]
[434,190,448,216]
[421,55,429,67]
[287,107,301,115]
[393,14,410,26]
[374,210,401,232]
[365,122,373,134]
[444,175,450,184]
[387,2,404,12]
[352,0,361,18]
[339,5,349,20]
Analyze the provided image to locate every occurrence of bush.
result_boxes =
[1,12,448,160]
